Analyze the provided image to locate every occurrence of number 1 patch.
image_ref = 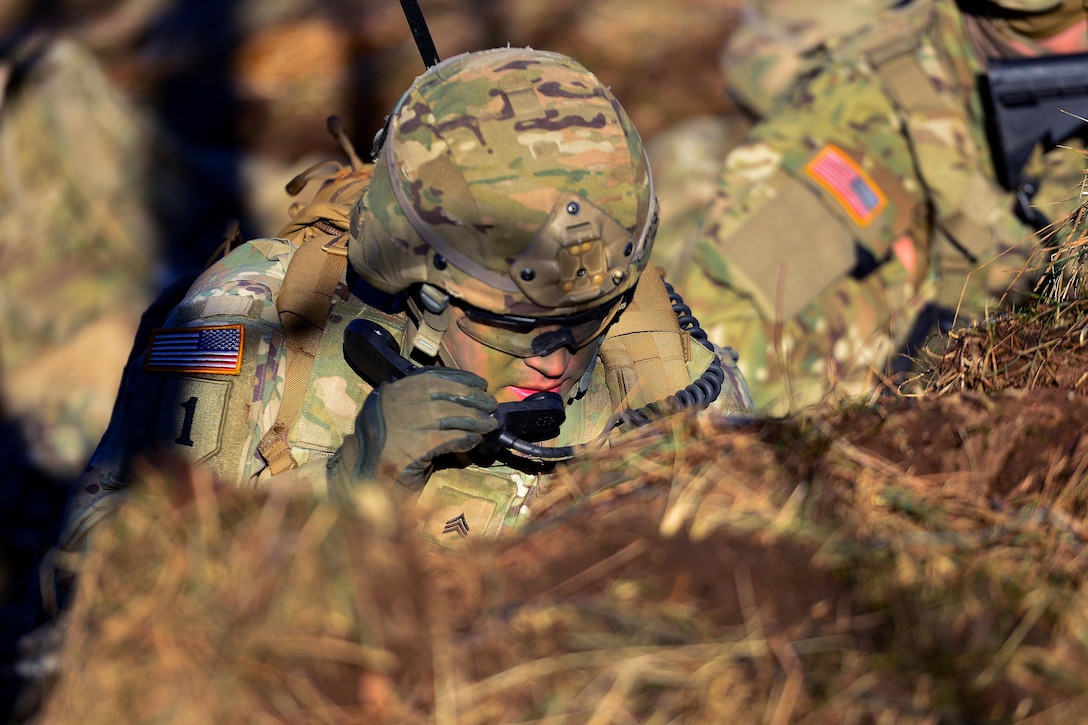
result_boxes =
[156,376,230,462]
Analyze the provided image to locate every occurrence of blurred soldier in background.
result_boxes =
[0,34,196,720]
[651,0,1088,414]
[650,0,899,298]
[0,38,176,604]
[722,0,902,118]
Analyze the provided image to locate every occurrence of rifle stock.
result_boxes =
[980,52,1088,191]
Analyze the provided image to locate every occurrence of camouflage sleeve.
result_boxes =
[696,59,924,320]
[704,343,756,416]
[721,0,901,117]
[60,238,297,551]
[652,54,931,414]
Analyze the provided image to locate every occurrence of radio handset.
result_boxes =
[342,318,566,447]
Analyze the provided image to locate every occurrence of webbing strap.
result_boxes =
[868,24,1007,291]
[257,234,347,473]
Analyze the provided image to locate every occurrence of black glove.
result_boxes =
[330,366,498,492]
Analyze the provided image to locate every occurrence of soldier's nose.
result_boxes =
[523,347,572,378]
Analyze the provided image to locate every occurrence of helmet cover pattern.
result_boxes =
[349,47,657,317]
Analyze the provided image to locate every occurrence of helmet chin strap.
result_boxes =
[572,345,601,402]
[405,283,451,360]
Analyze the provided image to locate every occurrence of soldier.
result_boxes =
[0,38,192,628]
[651,0,1088,414]
[722,0,901,118]
[60,47,753,552]
[0,39,167,484]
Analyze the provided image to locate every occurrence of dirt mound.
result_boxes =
[29,201,1088,719]
[27,374,1088,723]
[931,303,1088,396]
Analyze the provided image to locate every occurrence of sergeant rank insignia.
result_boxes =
[443,513,470,538]
[145,324,244,375]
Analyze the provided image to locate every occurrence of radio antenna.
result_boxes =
[398,0,440,68]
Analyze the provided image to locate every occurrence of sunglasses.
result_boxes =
[453,296,626,358]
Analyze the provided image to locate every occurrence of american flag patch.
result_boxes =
[803,144,887,227]
[145,324,244,375]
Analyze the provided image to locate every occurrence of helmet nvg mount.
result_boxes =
[348,47,658,357]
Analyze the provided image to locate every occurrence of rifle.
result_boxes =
[979,52,1088,198]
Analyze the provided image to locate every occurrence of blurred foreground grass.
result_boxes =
[25,372,1088,724]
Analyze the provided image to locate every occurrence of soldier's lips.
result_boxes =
[507,385,562,401]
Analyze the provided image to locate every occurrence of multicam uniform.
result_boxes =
[723,0,901,117]
[652,0,1088,414]
[64,48,753,551]
[64,235,751,548]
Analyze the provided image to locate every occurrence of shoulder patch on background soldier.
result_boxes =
[803,144,887,227]
[145,324,244,375]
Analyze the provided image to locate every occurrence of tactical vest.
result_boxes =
[116,162,741,549]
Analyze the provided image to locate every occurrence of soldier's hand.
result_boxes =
[330,366,498,492]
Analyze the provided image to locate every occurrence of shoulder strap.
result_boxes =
[256,156,374,474]
[860,3,1014,296]
[598,266,695,410]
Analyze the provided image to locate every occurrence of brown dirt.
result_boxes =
[34,350,1088,722]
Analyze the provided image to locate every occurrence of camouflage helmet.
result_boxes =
[348,47,657,321]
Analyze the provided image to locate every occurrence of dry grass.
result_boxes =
[928,167,1088,398]
[27,384,1088,724]
[928,300,1088,395]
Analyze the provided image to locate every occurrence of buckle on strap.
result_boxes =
[257,423,299,474]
